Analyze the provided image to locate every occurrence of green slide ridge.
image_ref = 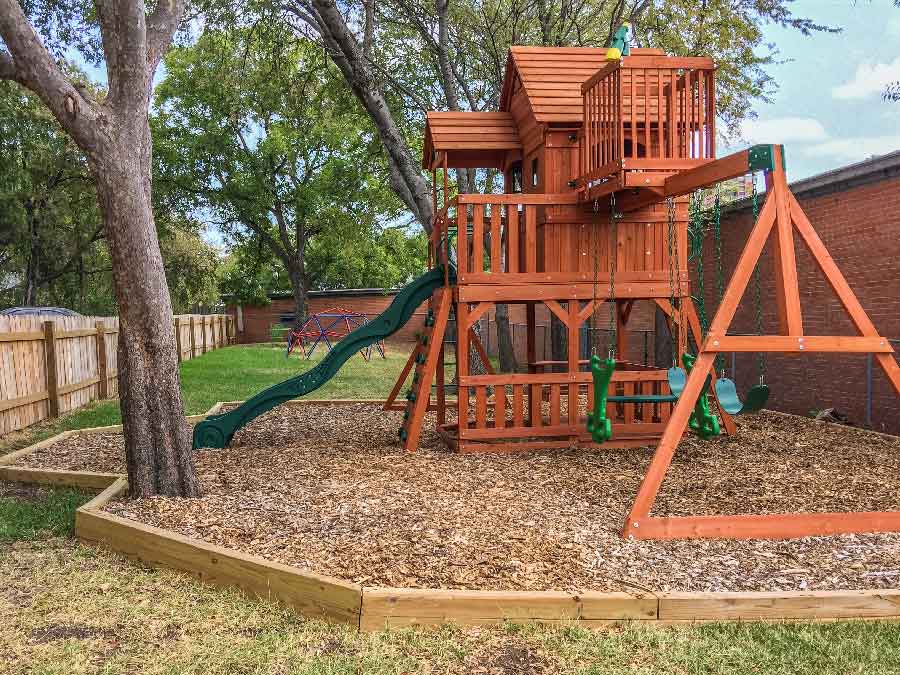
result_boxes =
[193,266,447,450]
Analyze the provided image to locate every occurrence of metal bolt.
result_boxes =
[633,522,639,528]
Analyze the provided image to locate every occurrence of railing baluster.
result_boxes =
[472,203,484,273]
[495,384,506,428]
[525,205,537,272]
[456,202,468,275]
[491,203,502,273]
[475,385,487,428]
[513,384,524,428]
[507,204,519,273]
[529,383,542,428]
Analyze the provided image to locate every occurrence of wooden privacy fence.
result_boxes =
[0,313,235,437]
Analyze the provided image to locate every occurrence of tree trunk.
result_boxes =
[287,268,309,326]
[93,118,199,499]
[550,314,567,373]
[495,303,517,372]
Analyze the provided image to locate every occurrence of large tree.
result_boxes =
[0,1,199,497]
[154,28,404,321]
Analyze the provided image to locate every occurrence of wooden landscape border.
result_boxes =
[2,400,900,630]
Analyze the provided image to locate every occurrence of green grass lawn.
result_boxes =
[0,343,412,455]
[3,343,900,674]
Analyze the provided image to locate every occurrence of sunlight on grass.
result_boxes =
[1,343,412,456]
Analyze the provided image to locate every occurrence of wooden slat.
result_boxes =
[704,335,893,353]
[0,389,50,414]
[360,588,655,631]
[0,331,44,342]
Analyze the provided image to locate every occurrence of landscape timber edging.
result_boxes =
[2,400,900,630]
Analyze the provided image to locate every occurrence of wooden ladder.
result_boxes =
[399,289,451,451]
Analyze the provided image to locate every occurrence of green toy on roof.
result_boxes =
[606,22,631,61]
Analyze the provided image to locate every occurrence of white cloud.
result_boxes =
[832,57,900,100]
[740,117,828,144]
[803,135,900,162]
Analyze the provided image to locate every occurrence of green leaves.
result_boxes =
[153,24,423,300]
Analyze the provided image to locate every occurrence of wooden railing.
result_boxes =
[431,193,579,283]
[456,368,673,448]
[581,56,717,186]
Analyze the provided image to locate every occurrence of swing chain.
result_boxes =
[712,185,725,375]
[591,198,600,356]
[607,194,618,360]
[751,177,766,384]
[665,196,679,365]
[691,190,709,336]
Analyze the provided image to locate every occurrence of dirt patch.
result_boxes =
[28,624,119,644]
[16,403,900,593]
[0,481,54,502]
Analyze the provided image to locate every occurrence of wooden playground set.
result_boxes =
[8,35,900,631]
[381,43,900,541]
[190,37,900,546]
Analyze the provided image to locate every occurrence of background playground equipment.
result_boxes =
[195,43,900,542]
[287,307,386,361]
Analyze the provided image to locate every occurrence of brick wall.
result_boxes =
[698,158,900,433]
[227,291,428,346]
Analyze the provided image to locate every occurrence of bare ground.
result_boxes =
[10,403,900,593]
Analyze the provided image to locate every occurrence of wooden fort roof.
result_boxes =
[422,111,522,170]
[499,45,667,124]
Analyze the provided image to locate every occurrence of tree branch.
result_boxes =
[0,2,100,149]
[147,0,187,68]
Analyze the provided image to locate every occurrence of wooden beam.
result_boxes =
[703,335,893,353]
[633,511,900,541]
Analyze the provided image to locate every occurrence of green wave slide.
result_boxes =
[193,266,447,450]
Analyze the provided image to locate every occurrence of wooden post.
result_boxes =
[43,320,59,418]
[96,321,109,399]
[174,317,183,363]
[202,317,208,353]
[189,316,196,359]
[526,302,537,373]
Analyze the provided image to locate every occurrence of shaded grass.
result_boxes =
[0,486,90,541]
[3,538,900,674]
[0,343,410,456]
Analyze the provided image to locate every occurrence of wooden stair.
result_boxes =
[398,289,451,451]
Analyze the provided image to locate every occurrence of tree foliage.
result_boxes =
[153,26,415,318]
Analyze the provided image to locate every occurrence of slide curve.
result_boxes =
[193,266,446,449]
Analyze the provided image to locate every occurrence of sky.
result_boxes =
[723,0,900,180]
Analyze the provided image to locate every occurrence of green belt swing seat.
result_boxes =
[714,377,769,415]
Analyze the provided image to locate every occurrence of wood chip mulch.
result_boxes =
[10,433,125,474]
[62,403,898,594]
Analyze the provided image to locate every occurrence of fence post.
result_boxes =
[189,316,196,359]
[174,317,183,363]
[43,320,60,418]
[217,315,223,348]
[96,321,108,399]
[202,317,208,353]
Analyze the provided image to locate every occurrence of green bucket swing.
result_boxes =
[706,180,770,416]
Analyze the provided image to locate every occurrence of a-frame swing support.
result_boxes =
[624,145,900,541]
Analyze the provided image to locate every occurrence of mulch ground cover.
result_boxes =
[9,403,900,593]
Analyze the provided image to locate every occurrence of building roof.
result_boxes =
[422,111,522,170]
[500,46,666,124]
